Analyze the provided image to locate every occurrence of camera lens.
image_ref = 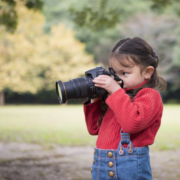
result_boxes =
[56,81,66,103]
[55,77,95,104]
[58,85,63,101]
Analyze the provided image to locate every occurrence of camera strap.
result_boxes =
[109,67,124,88]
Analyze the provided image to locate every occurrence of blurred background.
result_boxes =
[0,0,180,180]
[1,0,180,105]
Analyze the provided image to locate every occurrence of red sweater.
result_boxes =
[83,80,163,149]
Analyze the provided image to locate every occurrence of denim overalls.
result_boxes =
[91,130,152,180]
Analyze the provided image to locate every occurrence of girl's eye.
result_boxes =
[123,72,128,76]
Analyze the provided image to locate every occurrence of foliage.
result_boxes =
[69,0,120,30]
[0,4,46,93]
[1,0,180,33]
[0,4,96,94]
[72,0,151,65]
[150,0,173,10]
[41,0,180,64]
[0,0,43,32]
[0,0,17,32]
[41,24,97,91]
[42,0,76,32]
[68,0,180,31]
[74,27,120,67]
[41,0,180,71]
[163,0,180,16]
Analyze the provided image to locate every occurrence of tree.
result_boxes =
[0,3,97,105]
[42,0,152,66]
[0,0,43,32]
[69,0,180,31]
[2,0,180,32]
[38,24,97,91]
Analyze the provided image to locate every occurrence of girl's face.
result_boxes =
[110,57,147,89]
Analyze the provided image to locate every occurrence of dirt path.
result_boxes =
[0,143,179,180]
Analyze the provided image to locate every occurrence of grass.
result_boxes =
[0,104,179,151]
[0,105,96,147]
[151,105,180,151]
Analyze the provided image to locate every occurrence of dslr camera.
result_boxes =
[55,66,123,104]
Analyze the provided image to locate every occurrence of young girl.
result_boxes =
[83,37,166,180]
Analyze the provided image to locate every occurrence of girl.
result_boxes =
[83,37,166,180]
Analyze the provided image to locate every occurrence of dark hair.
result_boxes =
[97,37,167,127]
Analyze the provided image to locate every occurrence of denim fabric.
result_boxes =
[91,131,152,180]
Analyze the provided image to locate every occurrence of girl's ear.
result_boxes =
[143,66,154,80]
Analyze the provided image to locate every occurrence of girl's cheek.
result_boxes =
[117,74,122,79]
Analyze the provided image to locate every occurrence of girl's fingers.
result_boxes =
[96,75,109,79]
[94,83,105,86]
[94,84,104,88]
[93,79,105,84]
[94,75,110,81]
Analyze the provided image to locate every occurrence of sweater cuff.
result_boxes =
[105,88,126,105]
[83,98,102,107]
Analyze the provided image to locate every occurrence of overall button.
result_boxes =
[94,150,96,155]
[108,152,113,158]
[93,159,95,164]
[109,171,114,177]
[91,168,92,173]
[108,162,113,167]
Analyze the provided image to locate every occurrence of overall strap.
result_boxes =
[118,129,133,155]
[120,129,130,144]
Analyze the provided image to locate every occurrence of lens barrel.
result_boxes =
[56,77,95,104]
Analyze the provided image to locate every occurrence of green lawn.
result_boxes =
[151,105,180,151]
[0,104,179,151]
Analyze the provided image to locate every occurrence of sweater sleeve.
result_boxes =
[83,98,102,135]
[105,88,163,133]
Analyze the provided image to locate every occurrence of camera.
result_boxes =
[55,66,123,104]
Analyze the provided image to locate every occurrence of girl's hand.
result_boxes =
[92,75,122,95]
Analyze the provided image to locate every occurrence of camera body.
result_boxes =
[85,66,113,98]
[56,66,123,104]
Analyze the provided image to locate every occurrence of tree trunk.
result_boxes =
[0,91,5,106]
